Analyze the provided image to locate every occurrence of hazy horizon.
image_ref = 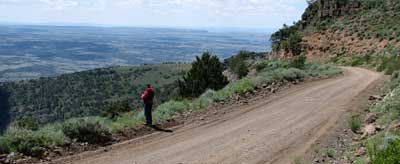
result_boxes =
[0,25,269,81]
[0,0,308,29]
[0,22,278,34]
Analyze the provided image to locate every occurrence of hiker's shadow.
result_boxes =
[151,125,173,133]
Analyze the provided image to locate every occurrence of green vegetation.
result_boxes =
[226,51,252,79]
[351,0,400,41]
[371,79,400,126]
[349,114,362,133]
[0,64,190,124]
[0,54,342,157]
[302,0,400,41]
[177,52,228,98]
[353,157,369,164]
[62,119,112,144]
[390,71,400,90]
[363,73,400,164]
[272,0,400,60]
[291,155,304,164]
[331,46,400,75]
[367,132,400,164]
[271,1,400,163]
[326,148,336,158]
[0,125,65,157]
[289,54,307,69]
[270,24,303,56]
[225,51,266,79]
[12,117,39,131]
[0,86,10,133]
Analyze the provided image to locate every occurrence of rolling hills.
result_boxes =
[0,64,190,130]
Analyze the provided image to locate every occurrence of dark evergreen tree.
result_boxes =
[178,52,228,98]
[0,86,11,133]
[270,24,303,56]
[228,51,251,79]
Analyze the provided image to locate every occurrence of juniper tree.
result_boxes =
[178,52,228,98]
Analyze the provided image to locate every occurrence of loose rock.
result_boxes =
[365,113,378,124]
[369,95,382,101]
[356,147,366,157]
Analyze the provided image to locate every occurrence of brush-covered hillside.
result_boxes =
[270,0,400,163]
[271,0,400,61]
[0,64,189,128]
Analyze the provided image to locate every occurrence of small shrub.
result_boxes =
[291,156,304,164]
[62,119,112,144]
[353,157,368,164]
[153,100,190,121]
[351,56,365,66]
[101,100,131,119]
[326,148,336,158]
[276,68,306,82]
[212,89,232,102]
[229,78,255,95]
[191,90,215,111]
[104,112,143,133]
[0,126,65,157]
[306,64,342,77]
[349,114,361,133]
[12,117,39,131]
[367,132,400,164]
[374,53,400,75]
[289,55,307,69]
[255,60,289,72]
[384,56,400,75]
[390,71,400,89]
[227,51,251,79]
[271,24,303,55]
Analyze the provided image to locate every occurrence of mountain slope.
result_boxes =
[0,64,189,125]
[271,0,400,61]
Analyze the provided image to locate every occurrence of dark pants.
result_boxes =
[144,103,153,125]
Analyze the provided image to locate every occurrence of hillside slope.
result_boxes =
[269,0,400,163]
[271,0,400,61]
[0,64,189,127]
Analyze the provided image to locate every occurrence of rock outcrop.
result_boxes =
[300,0,361,28]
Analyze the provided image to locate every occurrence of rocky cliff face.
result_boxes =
[318,0,361,18]
[270,0,400,60]
[297,0,400,61]
[300,0,361,29]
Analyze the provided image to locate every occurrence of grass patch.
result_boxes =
[367,132,400,164]
[353,157,369,164]
[326,148,336,158]
[0,125,65,157]
[62,119,112,144]
[349,114,362,133]
[291,155,304,164]
[371,86,400,125]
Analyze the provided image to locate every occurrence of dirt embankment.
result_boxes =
[302,30,400,62]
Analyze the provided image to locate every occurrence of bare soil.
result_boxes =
[46,67,381,164]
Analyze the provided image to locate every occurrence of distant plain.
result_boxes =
[0,25,269,81]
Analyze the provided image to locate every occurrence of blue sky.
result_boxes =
[0,0,308,29]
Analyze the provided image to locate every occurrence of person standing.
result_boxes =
[141,84,155,126]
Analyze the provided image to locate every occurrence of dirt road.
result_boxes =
[59,67,381,164]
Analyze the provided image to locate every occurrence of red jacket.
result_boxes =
[141,87,154,104]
